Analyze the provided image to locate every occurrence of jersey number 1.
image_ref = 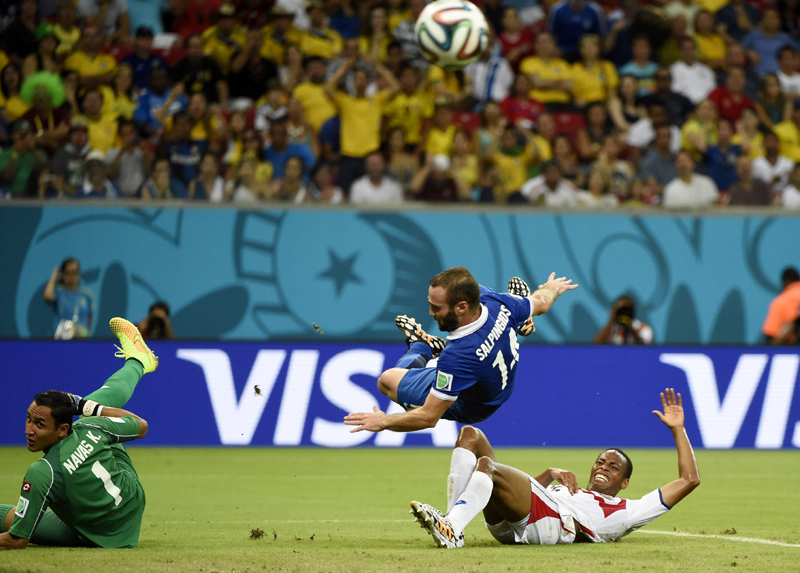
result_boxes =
[492,329,520,390]
[92,461,123,506]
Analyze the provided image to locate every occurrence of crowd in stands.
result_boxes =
[2,0,800,207]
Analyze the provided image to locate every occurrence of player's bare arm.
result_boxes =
[534,467,579,495]
[344,392,452,433]
[0,507,28,551]
[652,388,701,508]
[530,272,578,316]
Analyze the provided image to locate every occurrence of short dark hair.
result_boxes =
[60,257,78,274]
[606,448,633,479]
[782,267,800,284]
[303,55,325,69]
[430,267,480,312]
[779,45,798,59]
[33,390,76,429]
[150,300,170,315]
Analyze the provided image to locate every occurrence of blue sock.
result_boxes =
[395,342,433,370]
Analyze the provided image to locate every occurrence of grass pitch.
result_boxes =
[1,447,798,572]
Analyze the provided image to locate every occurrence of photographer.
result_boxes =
[137,301,174,340]
[593,295,653,345]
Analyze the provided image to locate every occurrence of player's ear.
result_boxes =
[619,478,629,491]
[456,300,469,315]
[56,423,71,440]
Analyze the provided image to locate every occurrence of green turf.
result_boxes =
[1,447,798,572]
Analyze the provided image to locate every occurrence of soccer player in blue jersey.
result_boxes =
[344,267,577,433]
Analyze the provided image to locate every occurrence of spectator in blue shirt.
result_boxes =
[700,117,741,192]
[265,121,316,180]
[133,65,187,137]
[715,0,761,45]
[121,26,169,90]
[547,0,607,62]
[742,8,798,77]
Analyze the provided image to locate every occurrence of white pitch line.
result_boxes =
[637,530,800,548]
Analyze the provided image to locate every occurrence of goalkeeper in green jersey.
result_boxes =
[0,318,159,550]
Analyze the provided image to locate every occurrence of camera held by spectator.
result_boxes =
[593,295,653,345]
[138,301,174,339]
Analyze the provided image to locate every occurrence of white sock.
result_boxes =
[447,471,493,534]
[446,447,477,512]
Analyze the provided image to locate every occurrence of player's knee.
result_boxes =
[475,456,496,476]
[377,370,400,398]
[456,425,484,449]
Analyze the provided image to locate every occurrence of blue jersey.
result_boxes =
[432,287,532,423]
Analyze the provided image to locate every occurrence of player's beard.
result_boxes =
[435,308,460,332]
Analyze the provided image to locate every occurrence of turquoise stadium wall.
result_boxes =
[1,205,797,344]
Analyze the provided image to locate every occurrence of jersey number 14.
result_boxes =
[492,329,520,390]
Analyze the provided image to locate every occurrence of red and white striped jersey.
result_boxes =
[547,485,670,542]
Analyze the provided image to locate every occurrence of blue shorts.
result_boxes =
[396,367,460,422]
[396,368,502,424]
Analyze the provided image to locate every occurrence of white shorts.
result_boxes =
[485,477,576,545]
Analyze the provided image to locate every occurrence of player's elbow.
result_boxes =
[4,535,29,550]
[686,473,701,490]
[417,411,441,429]
[137,417,149,439]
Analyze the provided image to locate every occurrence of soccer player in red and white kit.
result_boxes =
[410,388,700,548]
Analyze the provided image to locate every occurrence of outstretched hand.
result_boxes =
[538,272,578,297]
[653,388,684,429]
[344,406,386,433]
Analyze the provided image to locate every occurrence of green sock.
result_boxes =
[0,504,14,533]
[84,360,144,408]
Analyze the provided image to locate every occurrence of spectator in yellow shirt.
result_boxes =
[325,55,400,195]
[387,0,411,31]
[774,100,800,163]
[54,0,81,60]
[101,64,136,120]
[693,10,726,70]
[488,123,540,203]
[572,35,619,108]
[427,65,472,108]
[63,25,116,89]
[292,55,337,132]
[202,3,247,75]
[519,32,573,106]
[0,63,30,122]
[359,6,393,64]
[80,88,119,153]
[681,98,719,160]
[384,65,433,149]
[733,107,765,159]
[260,7,302,66]
[299,0,344,60]
[423,103,457,156]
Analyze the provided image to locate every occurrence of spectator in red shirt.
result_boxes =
[498,8,535,72]
[708,65,756,123]
[500,73,545,128]
[169,0,223,39]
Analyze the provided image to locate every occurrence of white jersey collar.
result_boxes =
[447,304,488,341]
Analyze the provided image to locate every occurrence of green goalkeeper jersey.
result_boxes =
[10,416,146,548]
